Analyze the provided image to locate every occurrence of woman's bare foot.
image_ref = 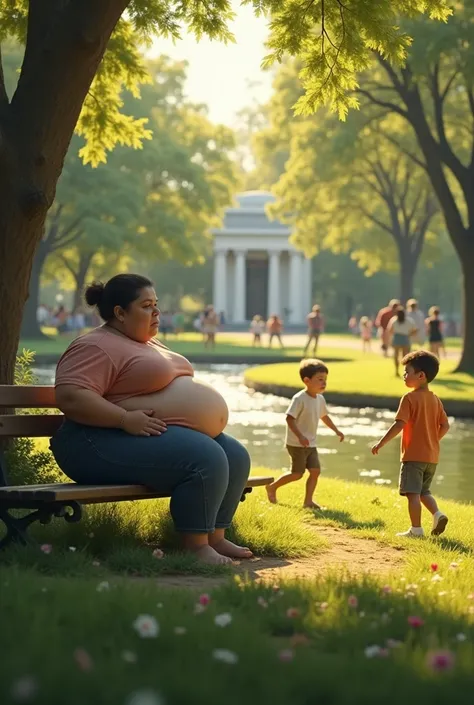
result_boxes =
[266,485,277,504]
[303,501,322,510]
[209,538,253,559]
[192,545,233,565]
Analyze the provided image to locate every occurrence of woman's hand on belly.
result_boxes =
[122,410,168,437]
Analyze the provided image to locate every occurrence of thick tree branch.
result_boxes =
[431,61,467,185]
[358,205,393,236]
[357,88,408,119]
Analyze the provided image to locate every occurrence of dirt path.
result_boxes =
[153,526,405,590]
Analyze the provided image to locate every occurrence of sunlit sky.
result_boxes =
[150,1,273,127]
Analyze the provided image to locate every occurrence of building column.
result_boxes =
[213,249,227,317]
[267,250,281,317]
[289,251,303,324]
[234,249,247,323]
[302,257,313,315]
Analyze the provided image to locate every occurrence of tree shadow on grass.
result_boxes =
[312,507,386,531]
[434,536,474,556]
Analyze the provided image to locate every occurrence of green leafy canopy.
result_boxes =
[0,1,452,166]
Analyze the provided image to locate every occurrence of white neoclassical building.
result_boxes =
[212,191,312,324]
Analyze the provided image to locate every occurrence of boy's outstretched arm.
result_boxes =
[372,420,405,454]
[321,414,344,442]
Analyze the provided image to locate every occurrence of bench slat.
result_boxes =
[0,414,64,437]
[0,385,56,409]
[0,476,274,504]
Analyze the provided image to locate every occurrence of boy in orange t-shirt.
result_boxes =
[371,351,450,538]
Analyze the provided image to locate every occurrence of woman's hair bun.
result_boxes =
[84,281,105,307]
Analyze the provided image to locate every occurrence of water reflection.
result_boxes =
[34,363,474,502]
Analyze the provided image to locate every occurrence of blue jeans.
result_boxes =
[50,421,251,533]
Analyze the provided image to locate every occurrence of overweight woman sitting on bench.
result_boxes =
[50,273,251,565]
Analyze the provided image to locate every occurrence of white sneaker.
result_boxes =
[432,514,448,536]
[396,528,425,538]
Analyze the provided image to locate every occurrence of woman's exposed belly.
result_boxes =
[116,376,229,438]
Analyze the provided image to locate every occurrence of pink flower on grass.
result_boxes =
[286,607,300,619]
[426,650,455,673]
[382,585,392,595]
[431,563,439,572]
[40,544,52,555]
[152,549,164,559]
[348,595,358,609]
[199,594,210,606]
[278,649,294,662]
[407,615,424,628]
[73,648,93,672]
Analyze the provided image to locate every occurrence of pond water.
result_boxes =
[34,363,474,503]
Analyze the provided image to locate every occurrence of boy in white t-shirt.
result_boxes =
[266,359,345,509]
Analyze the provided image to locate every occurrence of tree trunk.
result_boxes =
[0,205,45,385]
[397,243,418,304]
[20,243,49,339]
[456,241,474,373]
[72,251,94,310]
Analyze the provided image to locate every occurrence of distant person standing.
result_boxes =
[173,310,185,337]
[375,299,400,357]
[160,310,174,339]
[388,307,417,376]
[250,315,265,347]
[359,316,373,352]
[426,306,445,359]
[407,299,425,347]
[267,314,284,348]
[304,305,325,356]
[202,305,220,349]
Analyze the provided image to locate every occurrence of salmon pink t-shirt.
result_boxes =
[55,327,193,403]
[395,388,448,464]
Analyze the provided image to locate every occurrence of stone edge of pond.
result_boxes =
[244,379,474,419]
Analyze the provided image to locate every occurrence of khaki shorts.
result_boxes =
[286,445,320,474]
[399,461,437,496]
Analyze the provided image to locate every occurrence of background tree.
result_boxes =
[357,4,474,370]
[264,100,440,302]
[22,55,237,337]
[0,0,452,383]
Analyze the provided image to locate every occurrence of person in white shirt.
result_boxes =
[265,359,344,510]
[407,299,426,347]
[249,314,265,347]
[388,307,417,377]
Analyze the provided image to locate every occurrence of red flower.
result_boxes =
[426,650,455,673]
[407,615,424,628]
[430,563,438,572]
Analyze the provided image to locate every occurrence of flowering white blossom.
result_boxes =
[214,613,232,628]
[174,627,187,636]
[133,615,159,638]
[96,581,110,592]
[456,633,467,642]
[10,675,38,701]
[364,645,382,658]
[121,650,138,663]
[212,649,238,665]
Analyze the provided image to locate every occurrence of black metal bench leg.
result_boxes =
[0,508,50,549]
[240,487,252,502]
[0,502,83,550]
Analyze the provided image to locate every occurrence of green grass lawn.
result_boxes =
[2,476,474,703]
[244,355,474,403]
[18,331,359,361]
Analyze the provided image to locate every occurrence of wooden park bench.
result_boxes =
[0,385,273,550]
